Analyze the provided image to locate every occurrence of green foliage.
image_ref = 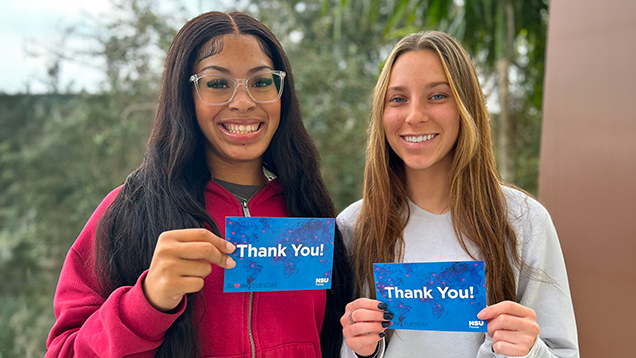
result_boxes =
[0,91,154,357]
[0,1,177,355]
[319,0,549,193]
[248,0,397,210]
[0,0,549,355]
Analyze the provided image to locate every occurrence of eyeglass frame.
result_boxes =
[189,69,286,106]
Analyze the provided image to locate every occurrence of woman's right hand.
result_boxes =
[143,228,236,312]
[341,298,392,356]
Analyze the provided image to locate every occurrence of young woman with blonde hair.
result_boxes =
[339,31,578,358]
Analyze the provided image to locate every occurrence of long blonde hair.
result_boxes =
[353,31,519,305]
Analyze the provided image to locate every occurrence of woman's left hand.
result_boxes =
[477,301,540,357]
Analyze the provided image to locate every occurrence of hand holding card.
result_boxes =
[341,298,390,357]
[478,301,540,356]
[144,228,236,311]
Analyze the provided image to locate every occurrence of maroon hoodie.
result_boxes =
[46,179,325,357]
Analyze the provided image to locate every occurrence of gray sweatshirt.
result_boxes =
[338,186,579,358]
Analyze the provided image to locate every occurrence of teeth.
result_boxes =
[225,123,260,134]
[404,134,437,143]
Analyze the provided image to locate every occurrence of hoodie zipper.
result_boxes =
[240,198,256,358]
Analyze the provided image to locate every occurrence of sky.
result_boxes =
[0,0,230,94]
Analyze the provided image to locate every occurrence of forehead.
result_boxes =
[388,50,448,84]
[193,34,275,74]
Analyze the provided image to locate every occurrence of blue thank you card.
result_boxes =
[224,217,335,292]
[373,261,487,332]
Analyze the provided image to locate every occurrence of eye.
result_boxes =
[205,78,230,89]
[430,93,446,100]
[251,77,274,88]
[388,96,407,103]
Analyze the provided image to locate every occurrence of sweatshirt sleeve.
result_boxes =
[45,188,186,358]
[477,190,580,358]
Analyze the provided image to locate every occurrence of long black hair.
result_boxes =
[95,11,352,358]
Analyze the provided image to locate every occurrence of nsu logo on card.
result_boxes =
[315,277,330,286]
[468,320,484,329]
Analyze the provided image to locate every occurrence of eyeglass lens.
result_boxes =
[196,72,283,104]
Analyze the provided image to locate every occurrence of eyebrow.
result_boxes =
[425,81,450,89]
[198,65,274,75]
[387,81,450,93]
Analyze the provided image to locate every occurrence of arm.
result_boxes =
[45,254,186,357]
[45,189,186,357]
[476,195,579,358]
[337,202,388,358]
[45,190,236,357]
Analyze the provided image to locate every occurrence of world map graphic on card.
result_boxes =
[224,217,335,292]
[374,261,487,332]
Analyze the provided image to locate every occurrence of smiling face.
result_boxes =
[383,49,460,178]
[192,34,281,177]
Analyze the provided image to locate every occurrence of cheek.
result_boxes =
[193,95,207,122]
[449,115,461,142]
[267,103,282,130]
[382,111,400,137]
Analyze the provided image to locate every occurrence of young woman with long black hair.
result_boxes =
[46,11,351,358]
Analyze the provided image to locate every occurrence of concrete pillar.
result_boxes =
[539,0,636,355]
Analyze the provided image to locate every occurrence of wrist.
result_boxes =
[354,338,385,358]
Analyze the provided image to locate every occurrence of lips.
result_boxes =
[402,133,438,143]
[220,122,263,135]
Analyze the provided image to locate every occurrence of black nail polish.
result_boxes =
[378,302,388,310]
[379,332,386,338]
[381,321,391,328]
[383,312,394,320]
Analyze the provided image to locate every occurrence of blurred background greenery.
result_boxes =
[0,0,548,356]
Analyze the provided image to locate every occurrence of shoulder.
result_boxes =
[337,199,364,227]
[71,186,124,257]
[501,185,562,263]
[501,185,552,227]
[336,199,363,247]
[91,186,124,226]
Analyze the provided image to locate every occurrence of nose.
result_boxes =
[404,101,429,125]
[228,83,256,111]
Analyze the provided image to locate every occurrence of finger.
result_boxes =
[478,301,535,320]
[492,329,537,351]
[487,314,539,338]
[344,321,386,337]
[179,276,206,294]
[345,298,388,312]
[345,333,383,356]
[350,308,390,324]
[492,339,534,357]
[150,275,207,301]
[162,229,236,253]
[155,240,235,269]
[176,242,236,268]
[179,259,213,278]
[340,309,393,332]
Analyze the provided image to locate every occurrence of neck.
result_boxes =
[208,157,267,186]
[405,159,452,215]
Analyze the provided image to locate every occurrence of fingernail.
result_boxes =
[226,256,236,268]
[226,241,236,251]
[378,302,388,310]
[383,312,394,320]
[381,321,391,328]
[379,332,386,338]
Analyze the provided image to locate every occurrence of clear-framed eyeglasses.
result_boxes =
[189,70,286,106]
